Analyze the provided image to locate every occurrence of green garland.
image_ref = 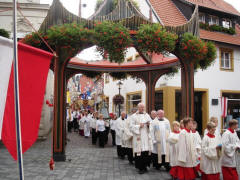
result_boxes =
[0,29,10,38]
[20,22,217,71]
[136,24,178,54]
[81,71,102,78]
[109,72,127,80]
[175,33,216,70]
[94,21,132,63]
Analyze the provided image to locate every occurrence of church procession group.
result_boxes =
[67,103,240,180]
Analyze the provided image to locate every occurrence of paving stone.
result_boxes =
[1,132,239,179]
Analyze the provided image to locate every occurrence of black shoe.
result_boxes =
[129,161,134,165]
[138,170,145,174]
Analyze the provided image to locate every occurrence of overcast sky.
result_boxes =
[40,0,240,17]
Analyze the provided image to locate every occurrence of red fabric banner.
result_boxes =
[2,42,53,160]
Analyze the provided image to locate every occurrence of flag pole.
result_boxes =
[13,0,24,179]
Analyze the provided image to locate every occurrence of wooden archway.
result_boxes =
[37,0,200,161]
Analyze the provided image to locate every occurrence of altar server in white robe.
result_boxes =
[150,109,171,171]
[168,121,180,179]
[82,112,90,137]
[221,119,240,180]
[130,103,152,174]
[200,122,222,180]
[115,112,126,159]
[204,117,221,139]
[122,108,137,164]
[176,117,197,180]
[191,120,201,174]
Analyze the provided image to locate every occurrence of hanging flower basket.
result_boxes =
[94,21,133,63]
[136,24,178,54]
[113,94,124,105]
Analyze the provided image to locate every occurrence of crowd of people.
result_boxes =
[67,102,240,180]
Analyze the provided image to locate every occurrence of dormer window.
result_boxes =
[199,13,205,23]
[209,15,219,25]
[222,19,232,29]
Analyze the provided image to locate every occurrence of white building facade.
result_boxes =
[104,0,240,134]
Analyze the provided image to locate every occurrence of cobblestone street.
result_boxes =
[0,132,172,180]
[0,132,239,180]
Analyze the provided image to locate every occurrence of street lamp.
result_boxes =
[117,81,123,117]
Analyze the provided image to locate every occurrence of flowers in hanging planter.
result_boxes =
[47,23,94,56]
[175,33,217,70]
[20,32,52,52]
[176,33,207,62]
[94,21,133,63]
[136,24,178,54]
[198,41,217,70]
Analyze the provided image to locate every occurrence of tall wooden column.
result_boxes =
[180,61,195,119]
[137,70,168,114]
[52,56,67,161]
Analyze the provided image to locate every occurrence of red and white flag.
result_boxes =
[221,97,228,118]
[0,36,53,160]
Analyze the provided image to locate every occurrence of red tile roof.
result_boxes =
[200,24,240,46]
[149,0,187,26]
[185,0,240,16]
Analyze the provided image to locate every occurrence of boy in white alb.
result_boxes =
[204,117,221,139]
[168,121,180,179]
[200,122,221,180]
[221,119,240,180]
[191,121,201,175]
[176,117,197,180]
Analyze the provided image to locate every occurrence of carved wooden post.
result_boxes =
[180,61,195,119]
[52,54,67,161]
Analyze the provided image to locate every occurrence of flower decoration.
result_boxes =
[136,24,178,54]
[94,21,133,63]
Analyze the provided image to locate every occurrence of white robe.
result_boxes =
[192,131,202,166]
[204,128,221,140]
[200,134,221,174]
[83,116,90,137]
[177,129,197,167]
[122,116,133,148]
[130,112,153,155]
[168,132,180,167]
[115,117,125,146]
[90,117,97,129]
[79,117,84,130]
[221,129,240,167]
[150,117,171,154]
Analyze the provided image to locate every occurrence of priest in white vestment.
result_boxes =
[82,112,90,137]
[130,103,152,174]
[122,108,137,164]
[150,109,171,171]
[90,112,98,145]
[115,112,126,159]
